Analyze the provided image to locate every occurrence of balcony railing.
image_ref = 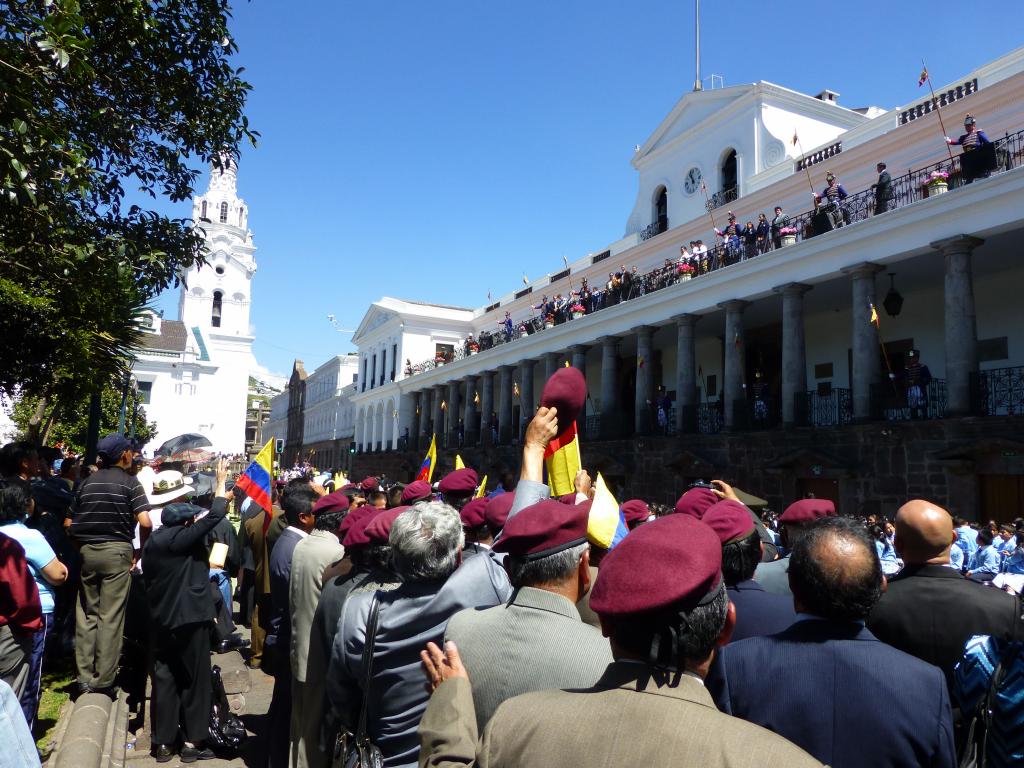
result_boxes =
[871,379,948,421]
[794,388,853,428]
[972,367,1024,416]
[732,396,781,431]
[640,216,669,241]
[402,127,1024,378]
[706,185,738,211]
[696,403,723,434]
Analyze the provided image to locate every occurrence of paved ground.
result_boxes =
[127,625,275,768]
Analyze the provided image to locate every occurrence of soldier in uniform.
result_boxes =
[904,349,932,419]
[418,515,824,768]
[947,113,993,184]
[715,213,743,263]
[815,171,849,228]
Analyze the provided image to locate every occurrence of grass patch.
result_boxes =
[33,654,76,756]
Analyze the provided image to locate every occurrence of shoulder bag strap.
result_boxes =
[355,593,381,745]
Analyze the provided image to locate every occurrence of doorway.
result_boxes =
[979,475,1024,521]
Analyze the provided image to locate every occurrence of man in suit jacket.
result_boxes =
[867,499,1024,690]
[418,514,823,768]
[708,516,955,768]
[873,161,894,213]
[141,459,230,763]
[702,500,795,641]
[444,498,612,730]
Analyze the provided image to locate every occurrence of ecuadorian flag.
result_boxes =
[417,434,437,482]
[544,420,581,497]
[587,473,629,550]
[236,438,274,514]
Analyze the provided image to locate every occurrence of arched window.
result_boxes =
[201,200,207,220]
[238,206,245,227]
[211,290,223,327]
[654,187,668,234]
[219,201,228,223]
[721,150,738,197]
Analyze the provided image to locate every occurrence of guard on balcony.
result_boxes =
[814,171,849,229]
[947,113,994,183]
[715,213,743,263]
[905,349,932,420]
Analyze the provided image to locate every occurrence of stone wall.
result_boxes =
[352,415,1024,521]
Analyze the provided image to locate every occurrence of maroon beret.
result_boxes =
[540,366,587,435]
[401,480,433,504]
[674,487,718,519]
[438,468,478,496]
[702,499,755,544]
[364,506,408,545]
[620,499,651,525]
[340,507,384,548]
[779,498,836,524]
[339,483,358,493]
[493,499,588,560]
[360,476,380,493]
[484,492,514,533]
[460,497,488,529]
[313,490,350,516]
[590,515,723,617]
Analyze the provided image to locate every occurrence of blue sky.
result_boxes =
[150,0,1020,379]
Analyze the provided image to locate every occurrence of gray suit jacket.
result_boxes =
[418,663,824,768]
[289,530,345,681]
[754,554,792,597]
[445,587,612,730]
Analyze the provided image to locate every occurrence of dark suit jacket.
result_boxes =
[708,619,955,768]
[727,579,796,641]
[875,170,893,202]
[867,563,1023,688]
[141,498,226,630]
[266,526,304,651]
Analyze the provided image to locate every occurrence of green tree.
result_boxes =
[0,0,256,410]
[12,380,156,453]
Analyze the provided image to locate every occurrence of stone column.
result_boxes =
[447,380,461,448]
[675,314,698,433]
[462,376,478,447]
[634,326,656,435]
[518,359,536,440]
[933,235,983,415]
[544,352,561,382]
[843,263,883,421]
[479,372,494,446]
[600,337,620,438]
[497,366,513,445]
[776,283,812,425]
[719,300,749,430]
[431,385,443,445]
[570,345,589,435]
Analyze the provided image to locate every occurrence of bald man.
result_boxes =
[868,499,1024,691]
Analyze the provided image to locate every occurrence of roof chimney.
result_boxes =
[816,89,840,104]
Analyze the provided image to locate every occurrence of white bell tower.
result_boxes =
[179,156,257,336]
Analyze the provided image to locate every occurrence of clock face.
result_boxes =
[684,167,702,195]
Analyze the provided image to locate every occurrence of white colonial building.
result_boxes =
[301,355,360,469]
[339,46,1024,520]
[132,159,263,455]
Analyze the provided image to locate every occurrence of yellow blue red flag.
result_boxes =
[587,473,629,549]
[416,434,437,483]
[236,438,274,515]
[544,420,581,497]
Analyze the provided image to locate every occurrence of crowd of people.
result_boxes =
[2,369,1023,767]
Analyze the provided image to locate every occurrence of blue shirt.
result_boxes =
[996,536,1016,554]
[955,525,978,558]
[0,521,57,614]
[1002,548,1024,575]
[970,545,1001,576]
[875,539,901,573]
[948,545,964,571]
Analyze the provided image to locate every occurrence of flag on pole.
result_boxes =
[236,438,274,522]
[543,421,581,498]
[869,304,880,328]
[918,66,929,87]
[475,475,488,499]
[455,454,466,471]
[563,255,569,269]
[416,435,437,482]
[522,274,529,286]
[487,290,492,301]
[540,367,586,498]
[587,473,629,550]
[792,128,799,146]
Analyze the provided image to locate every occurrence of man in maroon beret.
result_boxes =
[359,476,380,494]
[756,497,836,597]
[438,468,479,512]
[620,499,653,530]
[703,500,795,641]
[459,498,492,558]
[441,498,613,731]
[419,514,823,768]
[483,493,514,540]
[400,479,433,505]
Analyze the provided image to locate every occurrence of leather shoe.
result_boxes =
[153,744,174,763]
[218,634,250,653]
[180,745,215,762]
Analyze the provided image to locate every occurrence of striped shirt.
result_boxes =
[68,467,150,544]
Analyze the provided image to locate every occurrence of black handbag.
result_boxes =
[333,594,384,768]
[208,664,247,751]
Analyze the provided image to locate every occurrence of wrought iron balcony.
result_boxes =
[972,367,1024,416]
[705,186,738,212]
[794,388,853,427]
[871,379,947,421]
[639,215,668,241]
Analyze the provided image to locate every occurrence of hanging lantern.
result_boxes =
[883,272,904,318]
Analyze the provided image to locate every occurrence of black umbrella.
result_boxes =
[155,433,212,458]
[186,471,217,498]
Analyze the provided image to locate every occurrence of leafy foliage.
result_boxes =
[0,0,256,402]
[12,379,156,453]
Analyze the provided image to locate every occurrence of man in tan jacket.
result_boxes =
[418,514,824,768]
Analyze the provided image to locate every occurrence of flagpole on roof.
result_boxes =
[793,130,817,201]
[693,0,702,92]
[920,60,957,168]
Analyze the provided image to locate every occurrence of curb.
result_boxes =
[48,690,128,768]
